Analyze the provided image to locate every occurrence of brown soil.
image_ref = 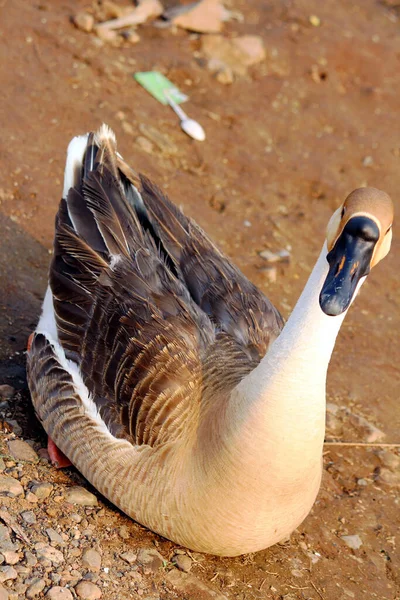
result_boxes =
[0,1,399,599]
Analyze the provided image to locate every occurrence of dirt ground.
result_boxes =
[0,0,399,599]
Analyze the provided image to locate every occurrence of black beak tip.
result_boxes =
[319,292,348,316]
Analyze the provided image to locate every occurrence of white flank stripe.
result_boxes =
[36,288,116,441]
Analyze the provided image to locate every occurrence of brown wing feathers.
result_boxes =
[50,127,282,447]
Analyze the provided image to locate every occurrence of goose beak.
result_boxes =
[319,215,380,316]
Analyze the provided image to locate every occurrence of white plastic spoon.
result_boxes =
[164,90,206,142]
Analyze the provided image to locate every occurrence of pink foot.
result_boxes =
[47,437,72,469]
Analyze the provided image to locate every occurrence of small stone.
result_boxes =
[259,249,291,263]
[26,578,46,598]
[260,266,277,284]
[0,583,8,600]
[94,26,120,43]
[0,566,17,583]
[35,543,65,565]
[20,511,36,524]
[73,12,94,33]
[362,155,374,167]
[0,476,23,497]
[82,548,101,572]
[46,587,73,600]
[166,0,227,33]
[2,552,19,565]
[25,491,39,503]
[70,513,82,524]
[136,548,165,571]
[24,551,37,567]
[0,385,15,399]
[4,420,22,436]
[357,478,368,486]
[120,551,137,565]
[31,482,53,499]
[37,448,50,462]
[309,14,321,26]
[172,554,192,572]
[216,67,234,85]
[46,528,64,545]
[341,535,362,550]
[65,487,98,507]
[118,525,130,540]
[7,440,38,463]
[75,580,102,599]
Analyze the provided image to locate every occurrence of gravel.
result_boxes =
[46,587,73,600]
[81,548,101,571]
[7,440,38,463]
[341,535,363,550]
[26,577,46,598]
[0,477,23,498]
[75,580,102,599]
[65,487,98,507]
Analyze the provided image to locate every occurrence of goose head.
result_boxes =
[320,187,394,316]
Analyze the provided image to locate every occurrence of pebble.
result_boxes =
[25,491,39,503]
[35,543,65,565]
[2,551,19,565]
[118,525,130,540]
[0,385,15,399]
[20,511,36,524]
[75,580,102,599]
[65,487,98,507]
[73,12,95,33]
[172,554,192,572]
[26,577,46,598]
[46,528,64,545]
[0,566,17,583]
[166,0,226,33]
[120,551,137,565]
[341,535,362,550]
[82,548,101,571]
[31,482,53,499]
[259,249,291,263]
[8,440,38,463]
[136,548,165,571]
[0,476,23,497]
[4,420,22,436]
[0,584,8,600]
[46,587,73,600]
[24,551,37,567]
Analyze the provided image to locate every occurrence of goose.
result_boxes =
[27,124,393,557]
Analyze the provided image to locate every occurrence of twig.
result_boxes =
[310,580,325,599]
[324,441,400,448]
[0,509,30,545]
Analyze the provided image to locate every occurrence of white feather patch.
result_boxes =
[62,134,89,200]
[36,288,116,441]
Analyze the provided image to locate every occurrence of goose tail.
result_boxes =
[59,124,144,262]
